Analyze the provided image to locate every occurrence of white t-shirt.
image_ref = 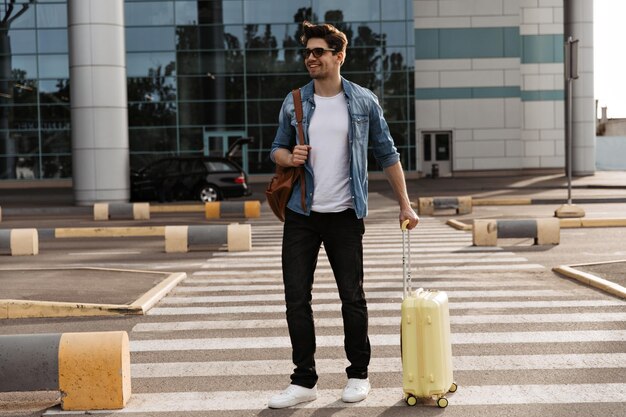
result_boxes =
[308,92,353,212]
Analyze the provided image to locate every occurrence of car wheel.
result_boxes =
[198,184,221,202]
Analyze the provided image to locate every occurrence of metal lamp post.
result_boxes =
[555,36,586,218]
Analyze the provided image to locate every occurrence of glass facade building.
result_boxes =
[0,0,415,181]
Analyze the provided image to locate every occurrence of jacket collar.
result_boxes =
[300,77,352,103]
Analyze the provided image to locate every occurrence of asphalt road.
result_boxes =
[1,190,625,417]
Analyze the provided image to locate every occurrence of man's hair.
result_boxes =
[300,21,348,54]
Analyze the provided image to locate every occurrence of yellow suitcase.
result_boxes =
[400,221,457,408]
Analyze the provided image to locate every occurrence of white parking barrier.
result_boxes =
[418,196,472,215]
[473,218,560,246]
[0,228,39,256]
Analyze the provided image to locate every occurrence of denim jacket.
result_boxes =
[270,77,400,219]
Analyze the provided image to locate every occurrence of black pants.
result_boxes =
[282,208,370,388]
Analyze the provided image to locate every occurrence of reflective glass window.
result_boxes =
[7,4,35,29]
[179,127,203,152]
[382,22,406,47]
[38,54,69,78]
[38,79,70,104]
[41,155,71,178]
[12,55,37,78]
[176,25,244,51]
[125,1,174,26]
[127,52,176,77]
[382,0,407,20]
[8,105,39,129]
[177,51,243,75]
[12,80,38,104]
[129,102,177,127]
[8,30,37,54]
[36,4,67,28]
[244,0,310,24]
[41,129,71,154]
[3,155,40,179]
[2,130,39,154]
[129,128,178,152]
[40,105,71,128]
[126,27,176,52]
[38,29,68,53]
[313,0,380,22]
[128,76,177,102]
[176,1,243,25]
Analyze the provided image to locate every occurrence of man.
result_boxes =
[268,21,419,409]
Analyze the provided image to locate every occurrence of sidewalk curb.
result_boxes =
[553,262,626,300]
[0,268,186,319]
[473,197,626,205]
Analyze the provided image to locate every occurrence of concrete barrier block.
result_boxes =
[244,201,261,218]
[536,218,560,245]
[10,229,39,256]
[205,201,262,219]
[93,203,109,221]
[418,196,472,215]
[58,331,131,410]
[417,197,434,215]
[205,202,221,219]
[227,224,252,252]
[472,220,497,246]
[94,203,150,220]
[457,196,472,214]
[132,203,150,220]
[164,225,188,253]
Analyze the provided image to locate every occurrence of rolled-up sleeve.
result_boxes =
[368,94,400,168]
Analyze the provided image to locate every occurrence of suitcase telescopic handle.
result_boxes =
[401,220,412,298]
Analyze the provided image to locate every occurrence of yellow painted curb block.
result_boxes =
[560,218,626,228]
[244,201,262,218]
[55,226,165,238]
[553,262,626,300]
[473,198,532,206]
[58,331,131,410]
[0,269,186,319]
[150,204,205,213]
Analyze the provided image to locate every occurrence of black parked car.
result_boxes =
[131,139,252,203]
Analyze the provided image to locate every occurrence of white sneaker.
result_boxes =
[342,378,371,403]
[268,384,318,409]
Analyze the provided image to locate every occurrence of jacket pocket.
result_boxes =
[352,114,369,141]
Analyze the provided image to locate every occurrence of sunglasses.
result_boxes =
[302,47,336,58]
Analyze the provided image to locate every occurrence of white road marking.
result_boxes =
[132,312,626,332]
[160,289,567,304]
[131,353,626,378]
[129,330,626,351]
[43,384,626,413]
[147,299,624,315]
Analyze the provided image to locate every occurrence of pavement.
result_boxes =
[1,171,625,416]
[1,171,626,312]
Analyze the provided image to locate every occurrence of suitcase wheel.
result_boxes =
[406,395,417,406]
[436,397,449,408]
[449,382,458,393]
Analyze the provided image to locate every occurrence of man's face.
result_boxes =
[304,38,343,80]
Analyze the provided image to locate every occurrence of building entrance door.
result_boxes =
[421,132,452,177]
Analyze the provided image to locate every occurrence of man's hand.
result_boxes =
[290,144,311,166]
[400,207,419,230]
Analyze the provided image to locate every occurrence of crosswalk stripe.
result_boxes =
[129,330,626,351]
[196,264,546,274]
[147,299,624,315]
[160,290,568,304]
[44,384,626,413]
[174,280,544,291]
[130,353,626,378]
[200,257,530,268]
[132,312,626,332]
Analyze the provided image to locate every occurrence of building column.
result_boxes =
[68,0,129,205]
[565,0,595,175]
